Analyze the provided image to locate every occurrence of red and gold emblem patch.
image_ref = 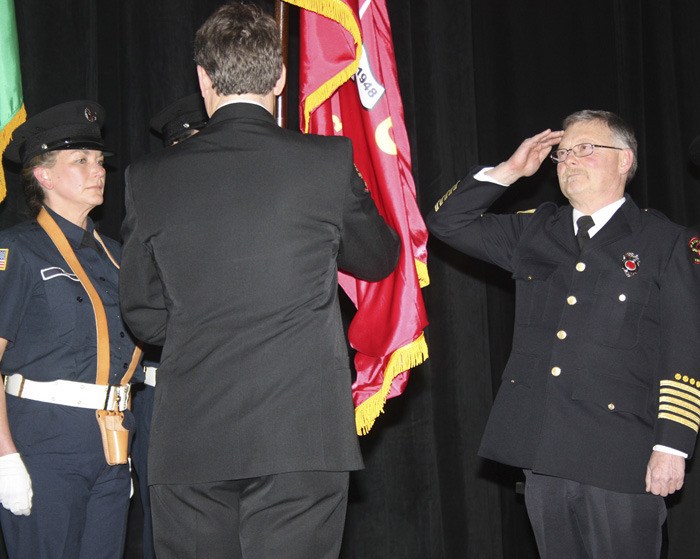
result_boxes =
[621,252,640,277]
[690,237,700,265]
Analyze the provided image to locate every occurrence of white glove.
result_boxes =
[0,453,33,515]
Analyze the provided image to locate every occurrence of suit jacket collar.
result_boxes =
[208,102,276,126]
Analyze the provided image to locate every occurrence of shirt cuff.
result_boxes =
[653,444,688,459]
[473,167,509,187]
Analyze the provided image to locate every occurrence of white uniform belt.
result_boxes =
[4,374,131,411]
[144,366,157,387]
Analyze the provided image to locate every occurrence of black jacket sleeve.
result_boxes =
[119,168,169,345]
[337,165,400,282]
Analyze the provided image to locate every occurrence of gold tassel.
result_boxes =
[355,332,429,435]
[281,0,363,132]
[0,104,26,203]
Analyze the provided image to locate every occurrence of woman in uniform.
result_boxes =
[0,100,141,558]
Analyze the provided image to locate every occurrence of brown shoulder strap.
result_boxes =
[37,208,111,385]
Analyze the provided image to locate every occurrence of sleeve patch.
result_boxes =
[0,248,8,271]
[433,182,459,212]
[659,379,700,432]
[689,236,700,264]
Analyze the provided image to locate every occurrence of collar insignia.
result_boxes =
[622,252,640,277]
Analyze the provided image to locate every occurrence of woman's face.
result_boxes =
[36,149,106,213]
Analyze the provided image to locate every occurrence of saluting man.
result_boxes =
[427,110,700,559]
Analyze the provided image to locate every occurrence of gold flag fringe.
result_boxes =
[281,0,363,133]
[415,258,429,288]
[0,104,26,203]
[282,1,430,435]
[355,332,429,435]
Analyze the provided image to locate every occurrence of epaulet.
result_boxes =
[641,207,670,221]
[516,201,558,216]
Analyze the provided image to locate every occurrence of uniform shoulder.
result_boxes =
[530,201,560,217]
[0,219,41,245]
[639,207,671,222]
[638,206,688,234]
[513,201,560,214]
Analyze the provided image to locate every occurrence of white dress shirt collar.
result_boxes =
[572,197,626,238]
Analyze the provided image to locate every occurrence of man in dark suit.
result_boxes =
[427,111,700,558]
[119,4,399,558]
[127,93,209,559]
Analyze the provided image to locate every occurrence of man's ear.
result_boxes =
[197,65,212,96]
[273,64,286,97]
[197,66,216,118]
[619,148,634,174]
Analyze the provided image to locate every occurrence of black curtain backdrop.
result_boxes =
[1,1,699,558]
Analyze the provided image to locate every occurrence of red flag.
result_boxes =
[284,0,429,434]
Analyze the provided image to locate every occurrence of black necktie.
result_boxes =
[576,215,595,249]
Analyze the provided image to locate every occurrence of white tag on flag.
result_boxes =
[355,47,386,110]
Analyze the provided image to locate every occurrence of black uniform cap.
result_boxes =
[690,135,700,166]
[4,100,109,166]
[150,93,208,146]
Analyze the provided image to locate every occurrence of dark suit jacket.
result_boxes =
[120,102,399,484]
[427,169,700,493]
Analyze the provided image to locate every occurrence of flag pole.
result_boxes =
[274,1,289,128]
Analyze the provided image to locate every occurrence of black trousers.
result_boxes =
[524,470,666,559]
[151,470,349,559]
[130,383,155,559]
[0,399,131,559]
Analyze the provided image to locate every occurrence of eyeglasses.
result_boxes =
[550,143,624,163]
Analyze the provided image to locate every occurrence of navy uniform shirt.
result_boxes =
[0,206,142,385]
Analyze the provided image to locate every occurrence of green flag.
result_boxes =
[0,0,25,202]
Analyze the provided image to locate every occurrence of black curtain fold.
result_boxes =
[2,1,699,557]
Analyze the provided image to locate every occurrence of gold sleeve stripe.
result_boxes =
[433,182,459,212]
[658,412,700,433]
[659,395,700,418]
[661,380,700,399]
[516,208,536,214]
[659,388,700,410]
[658,404,700,425]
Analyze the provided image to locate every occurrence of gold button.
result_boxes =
[608,403,615,411]
[551,367,561,377]
[567,296,577,305]
[576,262,586,272]
[618,294,626,302]
[556,330,567,340]
[527,275,533,280]
[683,375,689,383]
[510,379,515,384]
